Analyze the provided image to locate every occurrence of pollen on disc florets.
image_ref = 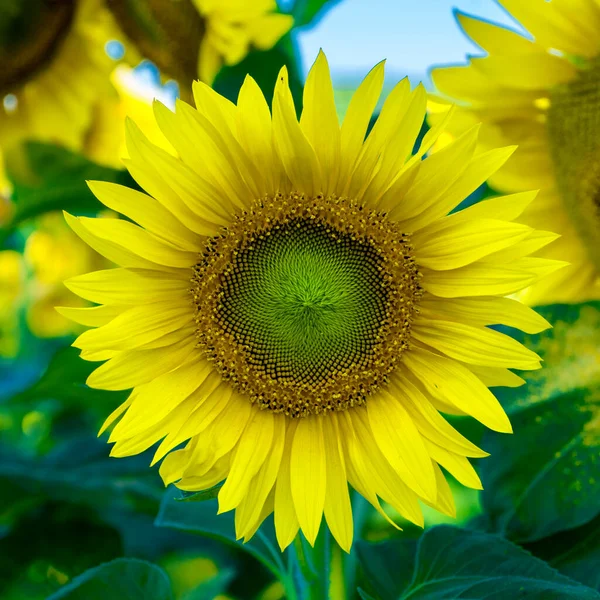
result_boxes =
[190,193,422,418]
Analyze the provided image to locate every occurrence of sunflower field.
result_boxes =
[0,1,599,599]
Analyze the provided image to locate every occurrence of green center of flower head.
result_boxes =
[0,0,75,96]
[548,57,600,270]
[192,194,422,418]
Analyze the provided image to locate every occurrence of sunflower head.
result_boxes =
[0,0,120,153]
[0,0,75,94]
[429,0,600,304]
[62,51,561,552]
[107,0,293,86]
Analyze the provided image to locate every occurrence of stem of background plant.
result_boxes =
[288,526,345,600]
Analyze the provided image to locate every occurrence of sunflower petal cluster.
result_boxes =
[62,52,562,552]
[430,0,600,305]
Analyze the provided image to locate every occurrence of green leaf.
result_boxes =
[155,490,285,579]
[293,0,343,27]
[46,558,173,600]
[481,302,600,542]
[399,526,600,599]
[357,589,379,600]
[177,484,223,503]
[526,512,600,591]
[0,502,123,600]
[356,539,417,600]
[0,436,162,514]
[181,568,235,600]
[213,35,303,113]
[1,142,137,239]
[9,346,126,411]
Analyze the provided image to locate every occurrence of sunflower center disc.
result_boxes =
[0,0,75,95]
[548,57,600,270]
[192,194,422,418]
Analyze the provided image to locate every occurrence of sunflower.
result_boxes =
[61,52,561,552]
[0,0,119,157]
[430,0,600,305]
[107,0,293,87]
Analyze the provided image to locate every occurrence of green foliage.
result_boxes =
[8,346,126,412]
[526,512,600,591]
[359,527,600,600]
[45,558,173,600]
[292,0,344,27]
[1,142,137,240]
[356,539,417,600]
[156,492,284,579]
[481,302,600,542]
[0,436,162,515]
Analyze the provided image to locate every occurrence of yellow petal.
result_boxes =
[272,66,322,195]
[86,338,197,391]
[301,51,341,195]
[274,420,300,551]
[72,301,192,352]
[404,348,512,433]
[56,304,124,327]
[419,296,551,334]
[425,440,483,490]
[390,374,488,458]
[366,394,437,502]
[65,268,189,305]
[339,61,385,186]
[411,319,541,370]
[414,218,531,270]
[290,415,326,546]
[322,413,353,553]
[87,181,202,251]
[218,408,275,513]
[235,415,286,539]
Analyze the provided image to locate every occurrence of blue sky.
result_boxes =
[292,0,521,85]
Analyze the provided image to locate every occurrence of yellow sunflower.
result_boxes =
[107,0,293,87]
[61,52,562,552]
[0,0,119,158]
[430,0,600,305]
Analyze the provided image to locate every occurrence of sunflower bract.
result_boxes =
[62,51,561,553]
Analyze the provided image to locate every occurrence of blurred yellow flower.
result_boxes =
[0,0,120,159]
[107,0,293,88]
[430,0,600,305]
[0,249,24,357]
[24,212,109,338]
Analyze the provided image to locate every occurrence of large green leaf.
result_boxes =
[9,346,126,412]
[0,436,162,514]
[480,302,600,542]
[1,142,137,240]
[356,539,417,600]
[46,558,173,600]
[213,35,303,113]
[0,502,123,600]
[155,490,285,579]
[526,512,600,591]
[292,0,343,27]
[398,526,600,599]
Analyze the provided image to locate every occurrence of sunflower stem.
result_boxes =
[288,527,337,600]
